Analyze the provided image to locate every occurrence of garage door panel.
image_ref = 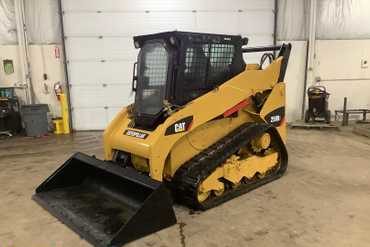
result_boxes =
[196,12,239,34]
[239,11,274,35]
[70,84,133,108]
[245,34,274,46]
[70,86,107,108]
[66,37,137,60]
[69,61,134,85]
[64,12,195,36]
[63,0,273,12]
[72,107,107,130]
[142,12,196,34]
[64,12,139,36]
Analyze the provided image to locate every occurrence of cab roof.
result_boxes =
[133,31,246,48]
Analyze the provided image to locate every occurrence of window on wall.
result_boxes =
[3,60,14,75]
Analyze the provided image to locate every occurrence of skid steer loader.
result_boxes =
[33,31,291,247]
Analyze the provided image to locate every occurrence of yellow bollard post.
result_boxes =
[59,93,70,134]
[53,92,70,134]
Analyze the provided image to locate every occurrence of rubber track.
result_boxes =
[172,123,288,210]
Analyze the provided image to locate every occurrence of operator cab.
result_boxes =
[132,31,247,130]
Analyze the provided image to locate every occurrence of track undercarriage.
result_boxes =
[172,123,288,210]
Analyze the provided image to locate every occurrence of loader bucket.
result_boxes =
[33,152,177,247]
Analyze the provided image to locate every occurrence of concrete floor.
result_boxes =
[1,128,370,247]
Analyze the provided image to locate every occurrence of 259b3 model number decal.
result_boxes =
[264,107,285,127]
[124,129,148,139]
[165,116,193,135]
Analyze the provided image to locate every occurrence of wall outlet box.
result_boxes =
[361,59,368,69]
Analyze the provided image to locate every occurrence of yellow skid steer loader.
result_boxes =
[33,31,291,247]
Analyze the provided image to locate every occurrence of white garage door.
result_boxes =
[61,0,275,130]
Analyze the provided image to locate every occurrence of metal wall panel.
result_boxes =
[61,0,275,130]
